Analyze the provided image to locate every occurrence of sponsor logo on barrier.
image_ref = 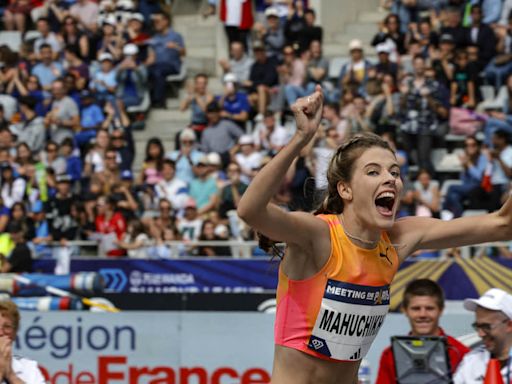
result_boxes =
[99,269,128,292]
[38,356,271,384]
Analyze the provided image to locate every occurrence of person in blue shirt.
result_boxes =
[443,135,488,218]
[60,138,82,183]
[145,11,186,108]
[75,90,105,147]
[90,53,117,105]
[218,72,251,129]
[30,200,52,259]
[31,44,63,91]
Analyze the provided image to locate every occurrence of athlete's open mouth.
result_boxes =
[375,192,395,216]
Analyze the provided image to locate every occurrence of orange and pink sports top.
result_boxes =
[275,214,399,361]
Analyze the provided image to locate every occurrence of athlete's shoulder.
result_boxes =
[460,345,487,362]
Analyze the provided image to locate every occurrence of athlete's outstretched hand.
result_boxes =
[292,85,324,144]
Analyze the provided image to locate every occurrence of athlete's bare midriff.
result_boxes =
[271,345,360,384]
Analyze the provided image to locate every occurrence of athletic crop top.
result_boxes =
[274,214,399,362]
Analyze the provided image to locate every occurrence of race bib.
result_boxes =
[307,280,390,361]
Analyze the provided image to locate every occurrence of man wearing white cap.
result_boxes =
[454,288,512,384]
[338,39,372,98]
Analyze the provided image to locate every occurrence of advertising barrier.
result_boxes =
[34,257,512,304]
[15,311,475,384]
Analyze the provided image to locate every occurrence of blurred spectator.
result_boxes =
[3,0,35,32]
[46,173,77,241]
[196,219,231,257]
[117,218,149,259]
[63,45,89,90]
[34,17,61,56]
[44,79,80,144]
[399,55,448,175]
[102,147,122,194]
[6,74,45,117]
[219,73,250,129]
[59,138,81,182]
[248,41,279,118]
[1,221,32,273]
[413,169,441,218]
[30,200,52,258]
[375,43,398,81]
[31,44,63,91]
[180,73,214,137]
[155,159,189,214]
[76,90,104,147]
[126,13,150,50]
[0,162,25,209]
[200,101,244,164]
[110,128,134,172]
[281,45,308,107]
[338,39,372,98]
[41,141,65,175]
[218,41,254,88]
[431,34,456,88]
[322,102,347,142]
[252,110,291,155]
[450,49,478,109]
[219,0,254,50]
[10,95,45,154]
[444,135,488,218]
[483,77,512,146]
[116,44,147,110]
[146,11,186,108]
[58,16,89,60]
[138,137,164,187]
[95,195,126,257]
[346,94,371,135]
[90,53,117,104]
[218,162,248,220]
[234,134,264,184]
[97,16,123,61]
[167,128,204,184]
[305,40,328,90]
[485,11,512,89]
[440,6,466,48]
[465,4,497,69]
[376,279,469,384]
[189,156,218,215]
[83,129,109,178]
[69,0,99,33]
[255,7,285,61]
[177,198,203,242]
[284,1,308,50]
[371,13,406,55]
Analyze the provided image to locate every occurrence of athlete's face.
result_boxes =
[404,296,442,336]
[474,306,512,358]
[342,147,402,230]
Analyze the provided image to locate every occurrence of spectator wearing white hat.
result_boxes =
[126,13,151,58]
[338,39,373,98]
[116,43,147,109]
[255,7,285,61]
[234,134,264,184]
[252,110,291,155]
[454,288,512,384]
[166,128,205,184]
[90,53,117,104]
[219,72,251,129]
[97,15,123,61]
[189,155,218,216]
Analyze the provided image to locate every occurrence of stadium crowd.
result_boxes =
[0,0,511,261]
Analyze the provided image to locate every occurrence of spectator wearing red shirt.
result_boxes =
[375,279,469,384]
[95,196,126,257]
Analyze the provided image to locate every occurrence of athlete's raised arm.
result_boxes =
[390,193,512,261]
[237,86,325,248]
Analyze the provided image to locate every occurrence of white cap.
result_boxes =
[223,72,238,84]
[376,42,390,54]
[206,152,222,166]
[265,7,279,18]
[349,39,363,51]
[179,128,196,142]
[464,288,512,319]
[129,12,145,22]
[123,43,139,56]
[99,52,114,62]
[239,134,254,145]
[103,14,117,26]
[214,224,229,237]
